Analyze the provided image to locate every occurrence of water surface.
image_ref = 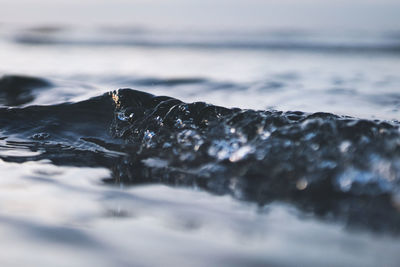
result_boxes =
[1,3,400,266]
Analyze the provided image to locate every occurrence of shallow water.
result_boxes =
[1,2,400,266]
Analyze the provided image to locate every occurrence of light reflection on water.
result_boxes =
[0,5,400,265]
[1,38,400,120]
[0,158,399,267]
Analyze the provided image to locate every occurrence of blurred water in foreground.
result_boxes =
[1,1,400,266]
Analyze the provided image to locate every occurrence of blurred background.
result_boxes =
[0,0,400,119]
[1,0,399,30]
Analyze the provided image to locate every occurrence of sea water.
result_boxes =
[0,1,400,266]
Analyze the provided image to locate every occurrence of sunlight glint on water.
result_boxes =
[1,1,400,266]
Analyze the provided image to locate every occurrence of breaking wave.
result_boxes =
[1,76,400,233]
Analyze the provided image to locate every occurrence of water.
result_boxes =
[1,1,400,266]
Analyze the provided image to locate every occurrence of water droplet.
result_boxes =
[336,167,392,195]
[229,146,254,162]
[296,178,308,190]
[117,112,134,121]
[175,118,184,128]
[208,140,240,161]
[143,130,156,147]
[311,143,320,151]
[31,132,50,140]
[260,131,271,140]
[339,141,351,153]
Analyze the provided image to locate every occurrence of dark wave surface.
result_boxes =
[1,85,400,233]
[0,75,51,106]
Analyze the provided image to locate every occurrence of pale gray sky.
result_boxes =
[0,0,399,31]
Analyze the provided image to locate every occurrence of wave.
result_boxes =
[6,27,400,54]
[13,35,400,53]
[0,75,51,106]
[1,84,400,233]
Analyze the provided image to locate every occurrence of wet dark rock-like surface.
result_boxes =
[1,87,400,234]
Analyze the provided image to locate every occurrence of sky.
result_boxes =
[0,0,399,31]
